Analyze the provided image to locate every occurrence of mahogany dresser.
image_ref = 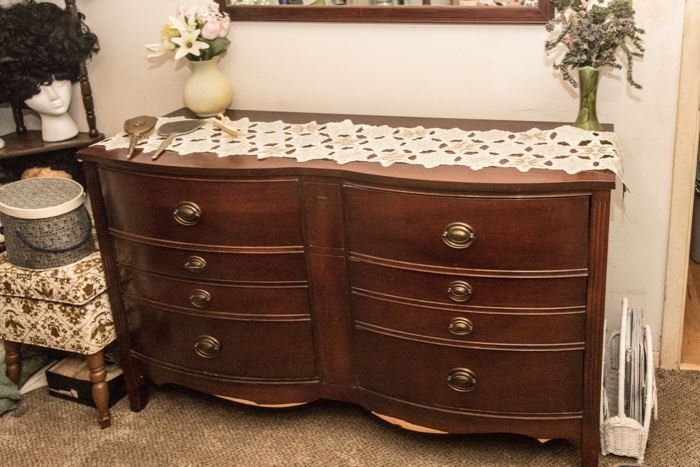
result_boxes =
[79,110,615,466]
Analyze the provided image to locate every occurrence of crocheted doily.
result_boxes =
[98,117,622,177]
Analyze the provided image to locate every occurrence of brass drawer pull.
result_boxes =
[194,335,221,359]
[442,222,476,249]
[447,280,473,303]
[448,317,473,336]
[173,201,202,226]
[184,255,207,273]
[189,289,212,309]
[447,368,477,392]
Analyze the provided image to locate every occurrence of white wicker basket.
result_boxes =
[600,298,658,464]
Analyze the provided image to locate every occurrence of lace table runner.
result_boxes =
[98,117,623,177]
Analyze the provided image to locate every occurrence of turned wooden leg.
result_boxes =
[86,351,111,429]
[3,340,21,385]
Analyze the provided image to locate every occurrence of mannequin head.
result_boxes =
[24,80,79,142]
[0,1,98,100]
[0,1,98,142]
[24,80,73,116]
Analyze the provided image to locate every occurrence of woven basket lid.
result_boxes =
[0,177,85,220]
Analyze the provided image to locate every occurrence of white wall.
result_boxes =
[1,1,686,350]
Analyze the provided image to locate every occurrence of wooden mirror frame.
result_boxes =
[219,0,554,24]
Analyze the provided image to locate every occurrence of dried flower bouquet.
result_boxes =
[545,0,645,88]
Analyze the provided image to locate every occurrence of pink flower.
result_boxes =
[218,17,231,37]
[201,19,221,40]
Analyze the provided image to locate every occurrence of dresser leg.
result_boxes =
[86,351,111,429]
[127,382,150,412]
[580,439,600,467]
[121,361,149,412]
[3,340,21,385]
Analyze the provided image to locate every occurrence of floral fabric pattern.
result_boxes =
[0,292,115,354]
[0,251,106,306]
[98,117,623,178]
[0,252,115,354]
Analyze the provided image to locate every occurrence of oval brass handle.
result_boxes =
[442,222,476,249]
[184,255,207,273]
[173,201,202,226]
[448,317,474,336]
[194,335,221,359]
[447,280,473,303]
[189,289,212,309]
[447,368,477,392]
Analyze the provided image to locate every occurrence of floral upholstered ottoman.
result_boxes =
[0,250,116,428]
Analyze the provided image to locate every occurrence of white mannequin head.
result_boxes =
[24,80,79,142]
[0,138,4,150]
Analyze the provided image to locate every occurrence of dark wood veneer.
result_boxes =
[350,258,587,308]
[220,0,554,25]
[81,110,613,467]
[99,170,304,247]
[354,328,583,413]
[120,268,310,316]
[125,301,317,379]
[351,293,586,345]
[111,237,307,283]
[345,184,590,271]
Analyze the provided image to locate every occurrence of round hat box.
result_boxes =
[0,177,96,269]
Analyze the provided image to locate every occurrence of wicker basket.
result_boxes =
[0,178,96,269]
[600,298,658,464]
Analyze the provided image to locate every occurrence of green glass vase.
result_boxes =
[574,67,603,132]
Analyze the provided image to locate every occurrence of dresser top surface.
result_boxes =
[79,109,616,192]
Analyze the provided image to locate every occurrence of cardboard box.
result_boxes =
[46,355,126,408]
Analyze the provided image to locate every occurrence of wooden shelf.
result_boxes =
[0,130,104,159]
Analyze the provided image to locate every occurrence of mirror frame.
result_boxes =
[219,0,554,24]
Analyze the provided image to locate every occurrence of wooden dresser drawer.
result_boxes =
[352,293,585,345]
[99,169,303,246]
[126,302,317,379]
[355,328,583,414]
[350,260,586,309]
[345,184,589,271]
[121,269,310,316]
[113,238,307,282]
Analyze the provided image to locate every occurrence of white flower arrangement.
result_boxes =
[146,1,231,61]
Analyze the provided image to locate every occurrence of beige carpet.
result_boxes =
[0,370,697,467]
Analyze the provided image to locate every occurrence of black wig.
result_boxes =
[0,0,99,103]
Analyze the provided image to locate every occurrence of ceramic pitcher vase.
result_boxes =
[573,67,603,132]
[183,57,233,118]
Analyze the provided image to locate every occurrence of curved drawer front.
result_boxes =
[99,169,303,246]
[352,293,585,345]
[345,185,589,271]
[113,238,307,282]
[350,260,586,310]
[121,269,310,316]
[355,328,582,414]
[125,302,317,379]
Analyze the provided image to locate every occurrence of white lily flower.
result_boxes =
[145,40,176,58]
[145,43,166,58]
[168,15,194,34]
[171,30,210,60]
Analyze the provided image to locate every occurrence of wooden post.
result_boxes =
[3,340,21,385]
[86,351,111,429]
